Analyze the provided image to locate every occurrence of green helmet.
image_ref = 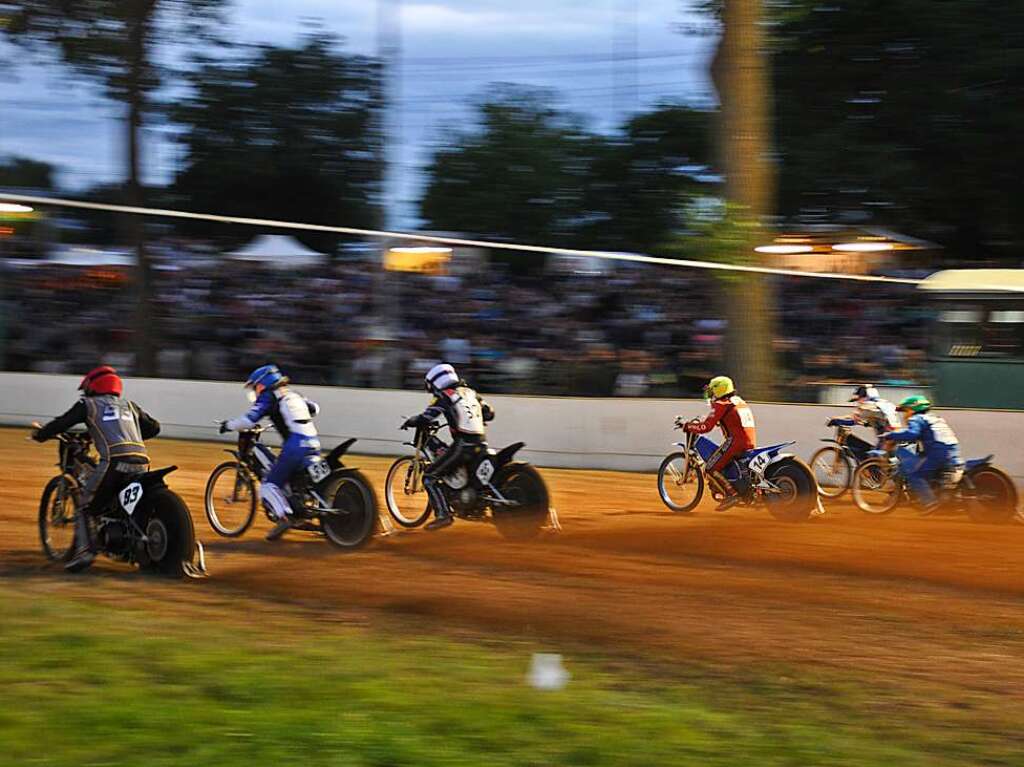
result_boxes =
[898,395,931,414]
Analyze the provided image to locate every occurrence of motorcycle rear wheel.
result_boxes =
[964,466,1019,524]
[141,489,197,578]
[764,458,816,522]
[320,471,377,549]
[492,463,550,541]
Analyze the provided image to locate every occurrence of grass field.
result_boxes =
[1,581,1020,767]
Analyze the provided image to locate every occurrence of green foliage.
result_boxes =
[420,88,714,256]
[421,86,597,247]
[1,0,226,103]
[666,201,764,283]
[580,105,715,253]
[1,585,1022,766]
[766,0,1024,259]
[169,29,380,249]
[0,156,54,189]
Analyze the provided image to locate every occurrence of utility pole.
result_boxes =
[612,0,639,124]
[377,0,402,230]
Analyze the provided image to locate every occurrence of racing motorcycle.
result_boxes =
[657,418,820,521]
[384,421,555,539]
[203,424,377,548]
[809,418,880,499]
[850,449,1018,522]
[36,428,206,577]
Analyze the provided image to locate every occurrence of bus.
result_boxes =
[918,269,1024,409]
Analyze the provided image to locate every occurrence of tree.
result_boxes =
[169,30,381,253]
[420,86,597,248]
[768,0,1024,261]
[580,105,715,254]
[0,156,55,189]
[421,88,714,265]
[3,1,227,374]
[708,0,778,400]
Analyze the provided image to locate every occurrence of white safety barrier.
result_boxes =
[3,372,1022,480]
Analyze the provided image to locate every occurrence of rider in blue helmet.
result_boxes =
[220,364,322,540]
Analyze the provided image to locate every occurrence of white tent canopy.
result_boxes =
[46,245,135,267]
[224,234,326,268]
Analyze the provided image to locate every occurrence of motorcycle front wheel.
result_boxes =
[384,456,433,528]
[851,458,901,515]
[204,461,257,537]
[39,474,79,562]
[809,446,853,499]
[657,452,704,513]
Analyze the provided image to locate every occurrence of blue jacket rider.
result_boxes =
[221,364,321,540]
[883,395,962,514]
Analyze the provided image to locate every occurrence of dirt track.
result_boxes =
[4,427,1024,696]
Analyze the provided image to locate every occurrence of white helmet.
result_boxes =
[425,363,459,392]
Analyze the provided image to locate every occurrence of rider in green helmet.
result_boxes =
[882,395,963,514]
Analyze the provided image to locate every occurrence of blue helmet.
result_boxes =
[244,364,287,391]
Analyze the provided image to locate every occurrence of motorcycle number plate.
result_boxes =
[476,459,495,484]
[119,482,144,515]
[748,451,773,477]
[306,460,330,484]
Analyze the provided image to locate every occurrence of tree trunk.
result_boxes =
[127,0,157,376]
[711,0,777,401]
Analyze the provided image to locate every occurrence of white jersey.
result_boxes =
[276,389,318,438]
[856,398,901,433]
[444,386,486,435]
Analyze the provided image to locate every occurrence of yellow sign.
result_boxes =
[384,246,451,275]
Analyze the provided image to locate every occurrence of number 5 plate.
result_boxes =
[307,460,330,483]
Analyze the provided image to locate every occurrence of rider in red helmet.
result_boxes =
[32,366,161,571]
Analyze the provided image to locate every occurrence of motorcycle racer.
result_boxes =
[402,363,495,530]
[678,375,757,511]
[826,384,903,456]
[32,366,160,571]
[883,395,963,514]
[220,364,321,541]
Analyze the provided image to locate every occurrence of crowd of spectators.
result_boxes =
[1,243,930,401]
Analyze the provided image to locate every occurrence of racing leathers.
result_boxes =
[884,413,963,510]
[405,384,495,524]
[225,387,321,520]
[33,394,160,565]
[34,394,160,511]
[685,394,757,497]
[829,397,902,458]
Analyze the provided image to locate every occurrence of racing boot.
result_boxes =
[65,513,95,573]
[265,514,294,541]
[714,494,743,512]
[423,476,454,531]
[711,471,743,511]
[260,482,294,541]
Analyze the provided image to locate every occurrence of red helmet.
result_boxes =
[79,366,123,397]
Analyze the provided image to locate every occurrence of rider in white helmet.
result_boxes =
[402,363,494,530]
